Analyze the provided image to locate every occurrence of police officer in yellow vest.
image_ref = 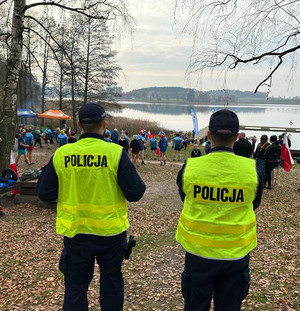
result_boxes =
[176,109,263,311]
[37,103,146,311]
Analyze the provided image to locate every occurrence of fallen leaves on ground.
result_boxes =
[0,157,299,310]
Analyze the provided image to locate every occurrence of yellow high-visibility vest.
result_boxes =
[176,152,258,259]
[53,137,128,237]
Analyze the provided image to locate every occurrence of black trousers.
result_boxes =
[265,161,278,187]
[35,138,42,147]
[59,232,127,311]
[182,252,250,311]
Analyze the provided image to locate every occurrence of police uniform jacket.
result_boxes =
[177,147,263,260]
[37,133,146,237]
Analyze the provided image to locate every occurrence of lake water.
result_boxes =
[112,101,300,150]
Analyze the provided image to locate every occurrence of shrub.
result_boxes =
[106,116,172,137]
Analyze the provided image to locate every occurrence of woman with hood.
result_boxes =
[118,133,129,153]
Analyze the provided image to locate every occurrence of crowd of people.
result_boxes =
[15,126,77,166]
[15,124,195,168]
[102,128,193,167]
[201,131,292,190]
[14,125,188,168]
[231,131,289,189]
[15,125,291,188]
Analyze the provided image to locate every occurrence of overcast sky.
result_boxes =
[116,0,300,98]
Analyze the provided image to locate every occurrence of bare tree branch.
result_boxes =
[22,41,44,75]
[176,0,300,93]
[24,1,108,20]
[24,15,72,65]
[0,0,8,6]
[274,0,300,24]
[254,58,282,93]
[230,44,300,69]
[0,32,11,37]
[23,26,69,75]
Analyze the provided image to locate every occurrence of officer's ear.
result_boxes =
[101,120,107,130]
[207,130,212,140]
[78,121,83,130]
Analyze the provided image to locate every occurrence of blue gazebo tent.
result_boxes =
[17,108,37,118]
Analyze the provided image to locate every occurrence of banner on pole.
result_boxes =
[190,109,199,134]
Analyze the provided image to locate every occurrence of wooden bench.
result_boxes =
[1,180,57,210]
[0,185,18,196]
[0,180,38,197]
[16,180,38,195]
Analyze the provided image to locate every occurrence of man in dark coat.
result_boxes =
[264,135,282,189]
[233,132,253,158]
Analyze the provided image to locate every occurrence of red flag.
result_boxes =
[10,151,19,194]
[281,134,294,172]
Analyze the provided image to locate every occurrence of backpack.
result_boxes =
[0,183,8,189]
[20,168,41,181]
[0,177,15,185]
[2,168,18,181]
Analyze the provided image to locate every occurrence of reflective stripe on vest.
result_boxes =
[53,137,128,237]
[176,152,258,259]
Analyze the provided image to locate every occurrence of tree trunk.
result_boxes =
[23,66,28,124]
[59,52,63,111]
[28,30,36,126]
[70,36,77,133]
[59,53,63,128]
[28,30,32,104]
[41,41,49,126]
[71,72,77,133]
[18,69,23,107]
[83,20,91,105]
[0,0,25,172]
[23,67,27,107]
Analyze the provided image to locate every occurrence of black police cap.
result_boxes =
[78,103,106,124]
[209,109,239,137]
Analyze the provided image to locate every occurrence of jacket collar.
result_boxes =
[79,133,104,140]
[210,146,234,153]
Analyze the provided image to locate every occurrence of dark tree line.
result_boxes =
[122,86,268,103]
[122,86,210,103]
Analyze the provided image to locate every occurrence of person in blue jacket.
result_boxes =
[44,128,52,149]
[57,130,68,147]
[104,129,111,142]
[24,128,34,164]
[158,133,168,166]
[137,131,146,165]
[111,128,119,144]
[149,134,158,160]
[172,133,183,161]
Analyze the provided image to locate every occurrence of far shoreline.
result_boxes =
[118,98,300,106]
